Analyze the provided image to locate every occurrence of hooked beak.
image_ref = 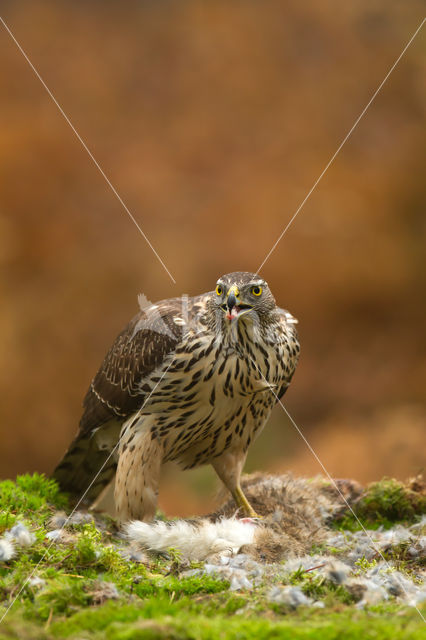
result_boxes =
[223,285,252,320]
[227,291,237,313]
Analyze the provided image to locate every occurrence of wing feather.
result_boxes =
[79,299,185,434]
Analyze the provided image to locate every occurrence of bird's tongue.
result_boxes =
[226,306,240,320]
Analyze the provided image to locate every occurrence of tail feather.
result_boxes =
[53,430,118,504]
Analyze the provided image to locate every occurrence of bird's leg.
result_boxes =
[231,485,259,518]
[115,419,163,523]
[211,449,260,518]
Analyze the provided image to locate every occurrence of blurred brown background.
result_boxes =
[0,1,425,516]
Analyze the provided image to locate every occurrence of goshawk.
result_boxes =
[53,272,300,520]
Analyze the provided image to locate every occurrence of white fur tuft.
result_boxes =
[0,539,15,562]
[5,522,36,547]
[125,518,256,561]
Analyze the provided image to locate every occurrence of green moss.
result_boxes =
[47,602,425,640]
[357,478,425,522]
[133,575,228,599]
[334,477,425,530]
[0,617,55,640]
[24,576,91,620]
[1,474,425,640]
[1,601,424,640]
[287,567,356,606]
[353,557,378,573]
[0,474,68,533]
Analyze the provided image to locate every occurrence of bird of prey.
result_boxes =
[53,272,300,521]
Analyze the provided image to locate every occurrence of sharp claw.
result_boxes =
[232,486,261,519]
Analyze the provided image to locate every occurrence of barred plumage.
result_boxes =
[53,272,300,521]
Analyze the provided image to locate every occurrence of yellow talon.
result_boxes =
[232,486,261,518]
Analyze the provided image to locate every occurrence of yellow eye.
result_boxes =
[251,285,262,296]
[216,285,223,296]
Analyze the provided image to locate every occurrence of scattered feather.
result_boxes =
[268,585,313,608]
[45,528,75,544]
[119,544,150,564]
[28,576,45,589]
[68,511,94,526]
[0,539,15,562]
[48,512,68,530]
[5,522,36,547]
[45,529,65,542]
[185,553,265,591]
[89,581,120,605]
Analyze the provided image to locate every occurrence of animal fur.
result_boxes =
[213,472,363,562]
[125,518,256,561]
[125,473,363,563]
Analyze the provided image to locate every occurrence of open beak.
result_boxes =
[224,286,252,320]
[227,291,238,317]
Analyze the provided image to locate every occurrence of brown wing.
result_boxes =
[79,298,186,434]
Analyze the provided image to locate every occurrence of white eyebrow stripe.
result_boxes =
[250,280,266,287]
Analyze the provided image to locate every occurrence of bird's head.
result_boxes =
[208,272,276,331]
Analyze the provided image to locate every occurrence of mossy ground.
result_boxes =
[0,474,424,639]
[333,477,426,532]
